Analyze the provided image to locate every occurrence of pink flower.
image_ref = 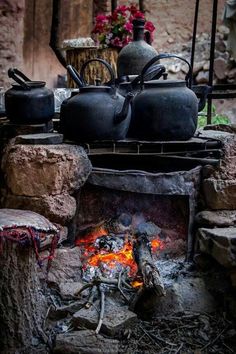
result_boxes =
[129,4,139,15]
[123,22,133,33]
[110,36,123,48]
[122,36,132,46]
[134,11,145,19]
[96,14,108,23]
[145,21,155,32]
[115,5,129,14]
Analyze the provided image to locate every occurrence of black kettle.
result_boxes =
[129,53,210,141]
[60,58,133,142]
[5,68,54,124]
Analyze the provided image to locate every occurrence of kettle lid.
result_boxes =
[144,79,186,88]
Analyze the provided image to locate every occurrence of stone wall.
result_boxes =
[0,0,25,89]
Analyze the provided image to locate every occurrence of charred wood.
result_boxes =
[133,232,165,297]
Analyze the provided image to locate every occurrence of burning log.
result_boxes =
[133,232,165,297]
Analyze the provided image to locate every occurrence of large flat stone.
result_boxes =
[197,227,236,268]
[58,281,86,300]
[2,142,92,197]
[195,210,236,227]
[3,193,76,225]
[15,133,63,145]
[72,298,137,337]
[53,330,119,354]
[203,179,236,209]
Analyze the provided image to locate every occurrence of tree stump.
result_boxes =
[66,47,119,87]
[0,239,48,354]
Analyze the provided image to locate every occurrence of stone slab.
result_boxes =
[195,210,236,227]
[15,133,63,145]
[197,227,236,268]
[72,298,137,337]
[53,330,119,354]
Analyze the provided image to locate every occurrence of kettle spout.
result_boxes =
[114,92,134,124]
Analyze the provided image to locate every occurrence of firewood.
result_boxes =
[133,232,165,297]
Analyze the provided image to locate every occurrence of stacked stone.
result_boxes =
[195,127,236,301]
[1,133,92,238]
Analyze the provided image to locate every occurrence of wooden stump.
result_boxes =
[66,47,119,87]
[0,240,48,354]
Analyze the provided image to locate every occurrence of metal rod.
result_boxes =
[190,0,200,87]
[207,0,218,124]
[111,0,117,13]
[139,0,145,12]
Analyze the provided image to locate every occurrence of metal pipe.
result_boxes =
[207,0,218,124]
[190,0,200,87]
[111,0,117,13]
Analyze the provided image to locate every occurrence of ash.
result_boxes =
[94,234,125,252]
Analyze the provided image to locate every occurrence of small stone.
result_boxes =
[193,62,204,75]
[203,62,210,71]
[15,133,63,145]
[218,25,230,36]
[227,67,236,80]
[167,37,174,44]
[168,63,181,74]
[214,57,228,80]
[53,330,119,354]
[195,70,209,84]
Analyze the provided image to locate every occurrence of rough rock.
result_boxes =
[214,57,227,80]
[47,247,82,286]
[72,298,137,337]
[203,179,236,209]
[2,143,92,196]
[15,133,63,145]
[199,130,236,181]
[53,330,119,354]
[3,192,77,225]
[197,227,236,268]
[195,70,209,84]
[195,210,236,227]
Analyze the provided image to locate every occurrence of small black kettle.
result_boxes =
[5,68,54,124]
[60,58,133,142]
[129,53,210,141]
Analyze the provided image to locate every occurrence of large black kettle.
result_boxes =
[60,58,133,142]
[5,68,54,124]
[129,54,209,141]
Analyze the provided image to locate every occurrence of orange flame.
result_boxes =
[76,225,165,287]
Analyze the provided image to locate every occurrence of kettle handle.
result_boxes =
[140,53,193,89]
[8,68,31,90]
[80,58,116,88]
[67,65,85,88]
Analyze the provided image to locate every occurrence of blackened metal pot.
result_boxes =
[60,58,133,142]
[5,68,54,124]
[129,53,208,141]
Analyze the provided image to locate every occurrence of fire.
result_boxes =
[151,238,164,252]
[76,224,164,286]
[88,240,138,275]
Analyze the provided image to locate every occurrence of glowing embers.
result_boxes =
[75,215,164,285]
